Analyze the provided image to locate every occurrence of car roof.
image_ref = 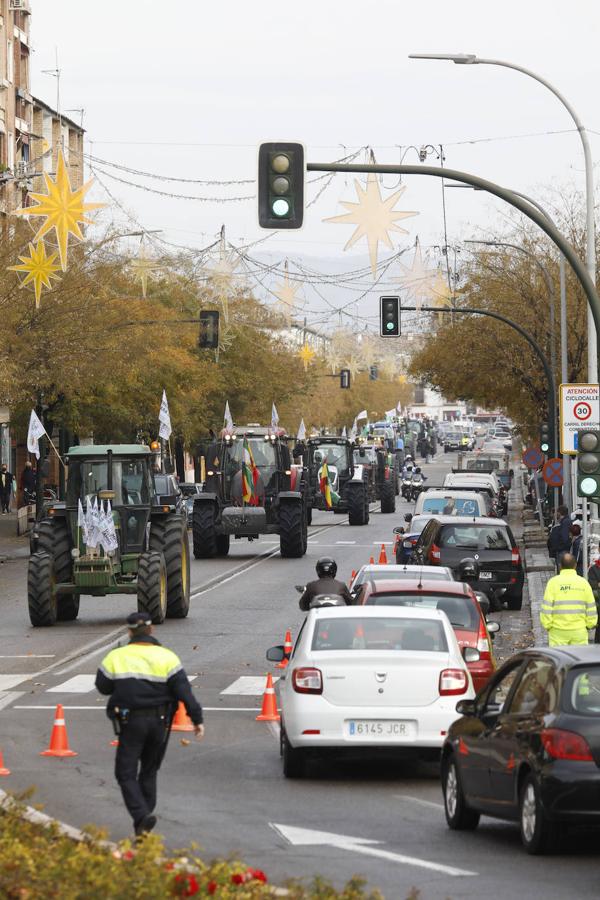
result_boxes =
[420,489,487,499]
[369,579,471,595]
[356,563,453,576]
[522,646,600,664]
[310,605,449,621]
[425,515,508,526]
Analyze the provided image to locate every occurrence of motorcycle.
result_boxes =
[401,477,413,500]
[409,474,424,502]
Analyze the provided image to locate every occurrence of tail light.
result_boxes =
[439,668,469,696]
[292,667,323,695]
[541,728,593,761]
[511,547,521,566]
[429,543,441,563]
[476,618,492,658]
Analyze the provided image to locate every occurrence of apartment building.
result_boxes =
[0,0,31,216]
[31,98,84,192]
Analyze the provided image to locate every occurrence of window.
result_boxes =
[422,497,480,516]
[311,616,449,653]
[439,525,510,551]
[7,41,13,83]
[508,659,558,716]
[314,444,347,469]
[482,662,523,715]
[565,667,600,715]
[367,592,479,630]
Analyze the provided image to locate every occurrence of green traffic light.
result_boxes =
[271,198,290,217]
[540,442,549,453]
[580,476,598,496]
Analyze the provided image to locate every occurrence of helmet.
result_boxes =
[458,557,480,581]
[405,454,413,461]
[309,594,345,609]
[314,449,324,464]
[413,466,421,474]
[316,556,337,578]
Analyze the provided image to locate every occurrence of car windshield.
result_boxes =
[439,525,510,551]
[67,458,151,506]
[366,592,478,629]
[311,616,449,652]
[567,668,600,715]
[354,448,376,464]
[225,438,276,472]
[422,497,480,516]
[313,444,347,468]
[179,484,199,497]
[466,459,499,472]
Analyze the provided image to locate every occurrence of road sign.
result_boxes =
[560,383,600,454]
[522,446,543,468]
[542,457,563,487]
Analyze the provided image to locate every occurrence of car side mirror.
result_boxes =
[486,620,500,635]
[456,698,476,716]
[266,645,285,663]
[393,526,404,535]
[404,513,413,523]
[463,647,480,663]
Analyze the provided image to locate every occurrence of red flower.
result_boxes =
[122,850,135,862]
[207,882,218,895]
[231,873,245,885]
[173,873,200,896]
[247,869,267,883]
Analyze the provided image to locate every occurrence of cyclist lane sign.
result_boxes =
[559,383,600,454]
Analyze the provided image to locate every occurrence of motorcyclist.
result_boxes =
[298,557,353,611]
[412,465,427,482]
[401,455,414,479]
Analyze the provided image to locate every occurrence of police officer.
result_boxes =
[299,557,353,611]
[95,612,204,837]
[540,553,598,647]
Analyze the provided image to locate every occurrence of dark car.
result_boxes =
[153,473,184,515]
[442,647,600,854]
[413,516,524,610]
[393,513,433,563]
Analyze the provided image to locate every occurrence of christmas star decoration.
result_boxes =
[13,149,105,271]
[345,354,364,378]
[273,264,303,324]
[358,336,378,368]
[130,248,162,298]
[396,239,438,310]
[298,342,316,371]
[325,173,418,276]
[8,239,61,307]
[380,356,398,382]
[324,346,342,374]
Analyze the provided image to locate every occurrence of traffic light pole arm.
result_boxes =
[307,161,600,364]
[413,304,557,458]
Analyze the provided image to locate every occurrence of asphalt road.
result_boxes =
[2,453,600,899]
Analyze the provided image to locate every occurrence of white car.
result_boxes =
[350,563,454,591]
[268,606,477,778]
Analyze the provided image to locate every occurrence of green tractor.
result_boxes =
[27,445,190,627]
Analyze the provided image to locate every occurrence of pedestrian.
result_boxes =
[95,612,204,837]
[587,558,600,644]
[0,463,13,513]
[20,460,36,504]
[570,524,583,576]
[540,553,598,646]
[547,504,572,572]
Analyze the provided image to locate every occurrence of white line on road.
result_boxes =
[47,674,96,694]
[221,676,278,695]
[13,705,263,711]
[394,794,444,810]
[335,541,356,545]
[0,655,55,659]
[0,675,34,691]
[0,692,24,710]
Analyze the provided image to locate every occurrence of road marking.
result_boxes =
[13,705,263,711]
[335,541,356,545]
[48,674,96,693]
[221,676,279,695]
[0,655,55,659]
[394,794,444,810]
[267,721,280,744]
[372,541,393,546]
[0,692,23,710]
[270,823,476,877]
[0,675,32,691]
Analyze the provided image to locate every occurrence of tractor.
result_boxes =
[353,439,396,514]
[27,445,190,627]
[193,425,308,559]
[305,435,369,526]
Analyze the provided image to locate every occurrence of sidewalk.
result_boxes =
[0,511,30,562]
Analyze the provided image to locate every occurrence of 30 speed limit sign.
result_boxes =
[560,383,600,454]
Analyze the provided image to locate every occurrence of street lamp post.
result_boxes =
[408,53,596,382]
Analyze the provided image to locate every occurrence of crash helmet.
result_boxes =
[413,466,421,474]
[316,556,337,578]
[458,557,480,581]
[405,453,413,462]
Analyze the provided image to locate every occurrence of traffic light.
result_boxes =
[577,429,600,500]
[380,296,400,337]
[199,310,219,349]
[369,365,378,381]
[539,422,550,454]
[258,142,305,229]
[340,369,351,389]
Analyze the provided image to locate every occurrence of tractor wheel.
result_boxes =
[28,551,57,627]
[137,551,167,624]
[279,501,305,558]
[347,483,367,525]
[151,516,190,618]
[37,517,78,621]
[380,477,396,514]
[57,595,80,621]
[192,503,218,559]
[216,534,231,556]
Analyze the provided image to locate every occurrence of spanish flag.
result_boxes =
[242,438,259,505]
[319,461,340,509]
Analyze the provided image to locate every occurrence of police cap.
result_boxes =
[126,611,152,629]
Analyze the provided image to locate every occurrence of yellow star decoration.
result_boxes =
[130,248,162,298]
[396,239,438,310]
[8,239,61,307]
[273,268,303,324]
[325,173,418,276]
[14,149,105,271]
[298,342,316,371]
[430,270,455,323]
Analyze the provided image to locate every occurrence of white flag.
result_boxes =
[297,419,306,441]
[223,401,234,433]
[158,390,172,441]
[341,426,347,438]
[349,419,358,442]
[385,408,396,420]
[77,499,88,544]
[356,409,368,422]
[105,500,119,552]
[27,409,46,459]
[271,402,279,429]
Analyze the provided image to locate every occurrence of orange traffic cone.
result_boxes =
[378,544,388,565]
[349,569,357,586]
[256,673,280,722]
[40,704,77,758]
[0,748,10,776]
[276,630,293,669]
[171,701,195,732]
[369,556,375,565]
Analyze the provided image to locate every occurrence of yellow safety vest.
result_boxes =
[100,642,182,682]
[540,569,598,632]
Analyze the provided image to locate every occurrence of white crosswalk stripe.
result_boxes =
[221,676,279,696]
[47,674,96,693]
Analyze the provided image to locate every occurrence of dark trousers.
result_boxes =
[115,714,168,826]
[0,490,10,512]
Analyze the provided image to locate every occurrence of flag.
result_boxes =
[385,408,396,420]
[349,418,358,442]
[159,390,172,440]
[241,437,259,505]
[356,409,368,422]
[27,409,46,459]
[77,499,88,545]
[224,400,234,433]
[341,426,347,438]
[271,402,279,429]
[319,461,340,509]
[396,401,402,413]
[105,500,119,552]
[297,419,306,441]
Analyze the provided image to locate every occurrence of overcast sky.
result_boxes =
[29,0,600,329]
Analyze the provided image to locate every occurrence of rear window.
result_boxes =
[439,525,510,551]
[565,668,600,715]
[366,592,479,630]
[422,497,480,516]
[354,568,451,586]
[311,617,449,652]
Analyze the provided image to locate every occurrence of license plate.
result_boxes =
[480,571,493,579]
[346,720,416,740]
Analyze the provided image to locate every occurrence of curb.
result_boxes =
[0,788,116,850]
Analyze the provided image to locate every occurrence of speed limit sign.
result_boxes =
[560,383,600,454]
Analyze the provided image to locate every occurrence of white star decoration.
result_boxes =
[130,247,162,298]
[273,265,303,323]
[396,239,438,310]
[325,173,418,276]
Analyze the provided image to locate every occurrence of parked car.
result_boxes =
[443,473,506,517]
[442,646,600,854]
[412,516,525,610]
[350,562,454,596]
[267,605,477,777]
[357,578,498,692]
[414,489,491,518]
[153,473,184,515]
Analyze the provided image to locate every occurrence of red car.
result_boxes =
[358,578,498,692]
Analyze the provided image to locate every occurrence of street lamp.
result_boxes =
[409,52,597,383]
